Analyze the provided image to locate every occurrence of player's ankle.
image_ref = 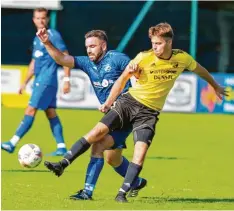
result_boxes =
[83,189,93,197]
[60,158,70,168]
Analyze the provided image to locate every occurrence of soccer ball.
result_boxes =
[18,144,42,168]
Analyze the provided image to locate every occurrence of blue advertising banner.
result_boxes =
[197,74,234,114]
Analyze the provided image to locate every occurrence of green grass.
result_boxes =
[1,107,234,210]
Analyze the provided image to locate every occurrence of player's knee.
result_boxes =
[105,149,123,167]
[45,108,57,119]
[133,127,154,147]
[86,123,109,143]
[105,154,121,167]
[91,142,105,157]
[25,106,37,116]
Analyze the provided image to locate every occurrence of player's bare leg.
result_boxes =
[1,105,37,153]
[105,148,123,167]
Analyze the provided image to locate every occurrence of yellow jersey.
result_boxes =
[128,49,197,111]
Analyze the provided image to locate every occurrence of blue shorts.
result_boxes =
[108,129,132,150]
[29,84,57,110]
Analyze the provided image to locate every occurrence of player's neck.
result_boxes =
[158,50,172,60]
[95,51,107,63]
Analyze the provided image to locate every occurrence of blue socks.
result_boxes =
[10,115,66,149]
[49,116,66,148]
[114,156,129,177]
[10,115,35,146]
[84,157,104,196]
[15,115,35,138]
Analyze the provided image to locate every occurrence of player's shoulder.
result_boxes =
[74,55,90,63]
[107,50,130,61]
[107,50,129,57]
[32,36,40,47]
[172,49,193,61]
[47,29,62,37]
[135,49,154,60]
[172,49,191,57]
[140,49,154,56]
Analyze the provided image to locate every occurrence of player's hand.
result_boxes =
[63,81,71,94]
[36,28,49,44]
[128,63,142,78]
[214,85,229,100]
[128,63,139,74]
[18,83,26,95]
[99,103,111,113]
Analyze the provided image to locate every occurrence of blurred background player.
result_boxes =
[36,29,147,200]
[1,8,69,156]
[41,22,228,202]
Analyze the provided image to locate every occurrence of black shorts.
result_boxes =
[100,93,160,146]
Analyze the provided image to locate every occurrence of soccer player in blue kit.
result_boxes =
[37,28,147,200]
[1,8,69,156]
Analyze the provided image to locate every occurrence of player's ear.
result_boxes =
[167,39,172,46]
[32,17,36,25]
[102,41,107,51]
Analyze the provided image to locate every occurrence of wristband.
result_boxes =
[63,77,70,82]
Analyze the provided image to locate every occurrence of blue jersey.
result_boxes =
[32,29,67,88]
[73,50,131,104]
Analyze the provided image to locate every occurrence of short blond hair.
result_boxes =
[149,22,174,39]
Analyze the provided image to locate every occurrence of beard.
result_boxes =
[93,50,104,63]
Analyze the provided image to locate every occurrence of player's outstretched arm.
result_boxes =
[99,63,139,113]
[62,50,71,94]
[193,63,229,99]
[19,59,35,94]
[36,28,74,68]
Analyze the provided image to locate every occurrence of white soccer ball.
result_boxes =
[18,144,42,168]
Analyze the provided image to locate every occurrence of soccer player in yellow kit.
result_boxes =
[44,23,228,202]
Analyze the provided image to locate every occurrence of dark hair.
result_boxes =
[85,30,108,42]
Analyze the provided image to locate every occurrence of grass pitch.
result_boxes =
[1,107,234,210]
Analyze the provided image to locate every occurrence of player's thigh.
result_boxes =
[91,134,115,157]
[29,84,57,110]
[133,107,160,146]
[108,129,131,150]
[100,109,123,132]
[100,94,136,132]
